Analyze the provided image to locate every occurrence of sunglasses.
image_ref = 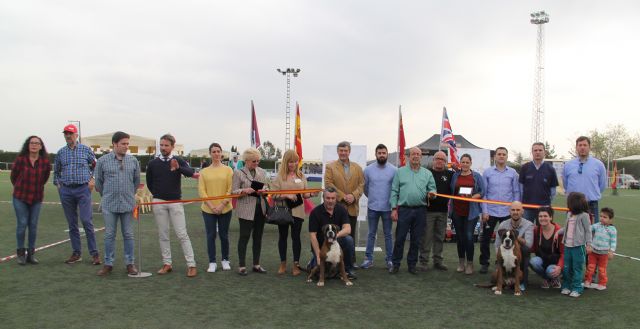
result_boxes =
[578,162,584,174]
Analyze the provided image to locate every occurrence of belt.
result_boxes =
[63,183,88,188]
[398,205,426,209]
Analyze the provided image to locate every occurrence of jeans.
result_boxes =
[102,210,135,266]
[562,245,586,293]
[365,209,393,263]
[59,185,98,256]
[153,201,196,267]
[451,213,478,262]
[13,198,42,249]
[530,256,560,280]
[348,215,358,263]
[278,217,304,262]
[479,215,509,266]
[392,206,427,268]
[202,211,232,263]
[419,211,447,265]
[588,201,599,223]
[523,208,539,224]
[308,235,355,272]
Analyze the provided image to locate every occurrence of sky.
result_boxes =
[1,0,639,161]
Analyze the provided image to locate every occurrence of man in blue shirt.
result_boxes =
[54,124,101,265]
[563,136,607,223]
[519,142,559,222]
[479,147,520,274]
[95,131,141,276]
[361,144,397,270]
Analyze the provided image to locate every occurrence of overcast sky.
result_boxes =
[1,0,639,161]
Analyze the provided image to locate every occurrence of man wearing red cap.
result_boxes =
[54,124,101,265]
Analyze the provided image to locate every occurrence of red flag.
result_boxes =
[397,106,406,167]
[611,161,618,189]
[251,100,261,148]
[294,103,303,168]
[440,107,459,166]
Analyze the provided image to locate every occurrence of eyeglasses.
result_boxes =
[250,160,260,163]
[578,162,584,174]
[29,142,42,145]
[435,158,446,161]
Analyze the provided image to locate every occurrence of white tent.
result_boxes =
[615,155,640,161]
[83,133,156,155]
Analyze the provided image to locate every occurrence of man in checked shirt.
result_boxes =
[54,124,101,265]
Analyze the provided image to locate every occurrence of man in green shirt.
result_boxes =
[389,147,436,274]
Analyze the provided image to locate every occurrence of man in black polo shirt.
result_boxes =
[308,187,356,279]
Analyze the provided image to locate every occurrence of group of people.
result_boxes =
[9,128,618,297]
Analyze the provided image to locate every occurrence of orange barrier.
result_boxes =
[133,188,323,218]
[434,193,570,212]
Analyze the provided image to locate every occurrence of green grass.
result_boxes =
[1,171,639,328]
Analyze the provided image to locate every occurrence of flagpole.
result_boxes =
[439,107,445,152]
[397,105,401,167]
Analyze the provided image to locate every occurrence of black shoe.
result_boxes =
[433,263,448,271]
[346,271,357,280]
[16,249,26,265]
[26,248,39,265]
[408,267,418,275]
[479,264,489,274]
[389,266,399,274]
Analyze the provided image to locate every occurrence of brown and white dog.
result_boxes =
[306,224,353,287]
[493,229,524,296]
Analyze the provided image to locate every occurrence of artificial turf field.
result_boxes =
[1,171,639,329]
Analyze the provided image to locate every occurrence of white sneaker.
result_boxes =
[595,284,607,291]
[221,260,231,271]
[207,263,217,273]
[569,291,581,298]
[583,281,593,289]
[561,288,571,295]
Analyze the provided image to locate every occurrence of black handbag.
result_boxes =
[285,194,304,209]
[266,201,294,225]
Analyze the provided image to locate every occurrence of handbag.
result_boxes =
[285,194,304,209]
[266,201,294,225]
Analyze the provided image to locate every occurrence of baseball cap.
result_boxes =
[63,124,78,134]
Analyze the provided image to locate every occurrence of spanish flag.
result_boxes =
[294,103,303,169]
[611,161,618,189]
[398,106,406,167]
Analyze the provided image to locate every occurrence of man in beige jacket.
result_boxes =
[324,141,364,266]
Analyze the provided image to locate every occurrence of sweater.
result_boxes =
[146,156,194,200]
[562,212,592,248]
[591,223,617,254]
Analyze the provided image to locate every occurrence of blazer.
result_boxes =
[324,160,365,217]
[232,167,270,220]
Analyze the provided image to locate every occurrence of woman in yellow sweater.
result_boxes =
[198,143,233,273]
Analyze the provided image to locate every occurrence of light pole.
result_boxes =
[277,68,301,150]
[68,120,82,144]
[530,10,549,145]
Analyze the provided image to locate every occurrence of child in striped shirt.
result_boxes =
[584,207,617,291]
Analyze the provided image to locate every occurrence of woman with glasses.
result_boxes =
[10,136,51,265]
[232,148,270,276]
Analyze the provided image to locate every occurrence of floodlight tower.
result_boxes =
[277,68,301,150]
[530,10,549,145]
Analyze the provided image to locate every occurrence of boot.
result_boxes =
[465,261,474,275]
[292,261,301,276]
[27,248,39,265]
[278,261,286,275]
[17,249,26,265]
[456,258,465,272]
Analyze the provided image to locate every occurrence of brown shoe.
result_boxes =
[126,264,138,275]
[292,262,301,276]
[157,264,173,275]
[64,253,82,264]
[97,265,113,276]
[92,254,102,265]
[187,267,197,277]
[278,261,286,275]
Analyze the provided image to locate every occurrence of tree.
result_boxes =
[259,141,282,160]
[544,141,557,159]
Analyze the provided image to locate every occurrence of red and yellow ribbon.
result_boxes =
[434,193,569,212]
[134,188,322,219]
